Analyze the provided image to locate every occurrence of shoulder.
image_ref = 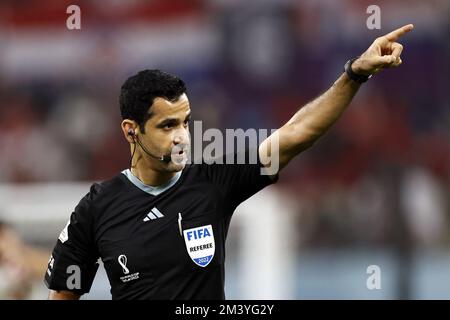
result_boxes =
[90,174,125,200]
[77,173,127,215]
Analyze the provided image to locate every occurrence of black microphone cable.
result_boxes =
[130,138,137,168]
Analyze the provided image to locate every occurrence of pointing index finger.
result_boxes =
[384,24,414,41]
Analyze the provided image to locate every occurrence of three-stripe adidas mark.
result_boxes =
[143,207,165,222]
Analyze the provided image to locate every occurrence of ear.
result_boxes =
[121,120,138,143]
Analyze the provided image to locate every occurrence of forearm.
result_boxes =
[284,73,360,152]
[48,289,80,300]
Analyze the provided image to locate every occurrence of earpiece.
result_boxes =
[127,127,172,164]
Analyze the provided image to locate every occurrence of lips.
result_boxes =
[171,148,188,156]
[170,145,189,164]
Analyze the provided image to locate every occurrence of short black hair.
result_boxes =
[120,69,187,133]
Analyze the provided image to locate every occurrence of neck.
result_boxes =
[131,159,176,186]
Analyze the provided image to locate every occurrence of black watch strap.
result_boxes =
[344,57,372,84]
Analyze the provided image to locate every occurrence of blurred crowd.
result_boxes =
[0,0,449,277]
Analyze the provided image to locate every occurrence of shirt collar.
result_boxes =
[121,169,182,196]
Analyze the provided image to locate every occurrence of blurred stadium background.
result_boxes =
[0,0,449,299]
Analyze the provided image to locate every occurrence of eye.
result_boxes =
[161,122,176,130]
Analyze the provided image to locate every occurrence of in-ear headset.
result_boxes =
[127,127,172,164]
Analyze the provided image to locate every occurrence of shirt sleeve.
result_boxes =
[201,148,278,211]
[44,185,100,295]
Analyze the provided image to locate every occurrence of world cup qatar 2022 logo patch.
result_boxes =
[183,224,215,267]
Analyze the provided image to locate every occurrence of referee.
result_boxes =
[45,25,413,299]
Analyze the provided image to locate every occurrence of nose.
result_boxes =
[173,135,182,145]
[173,126,189,145]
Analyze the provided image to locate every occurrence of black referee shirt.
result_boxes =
[44,151,277,299]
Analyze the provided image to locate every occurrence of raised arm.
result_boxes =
[259,24,414,175]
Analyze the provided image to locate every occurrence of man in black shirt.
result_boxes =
[45,24,413,299]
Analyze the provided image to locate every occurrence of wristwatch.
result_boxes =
[344,57,372,84]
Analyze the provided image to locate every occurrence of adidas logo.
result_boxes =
[143,207,165,222]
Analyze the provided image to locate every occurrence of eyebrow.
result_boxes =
[156,111,191,127]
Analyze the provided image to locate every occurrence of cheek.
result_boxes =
[152,132,172,146]
[142,131,169,147]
